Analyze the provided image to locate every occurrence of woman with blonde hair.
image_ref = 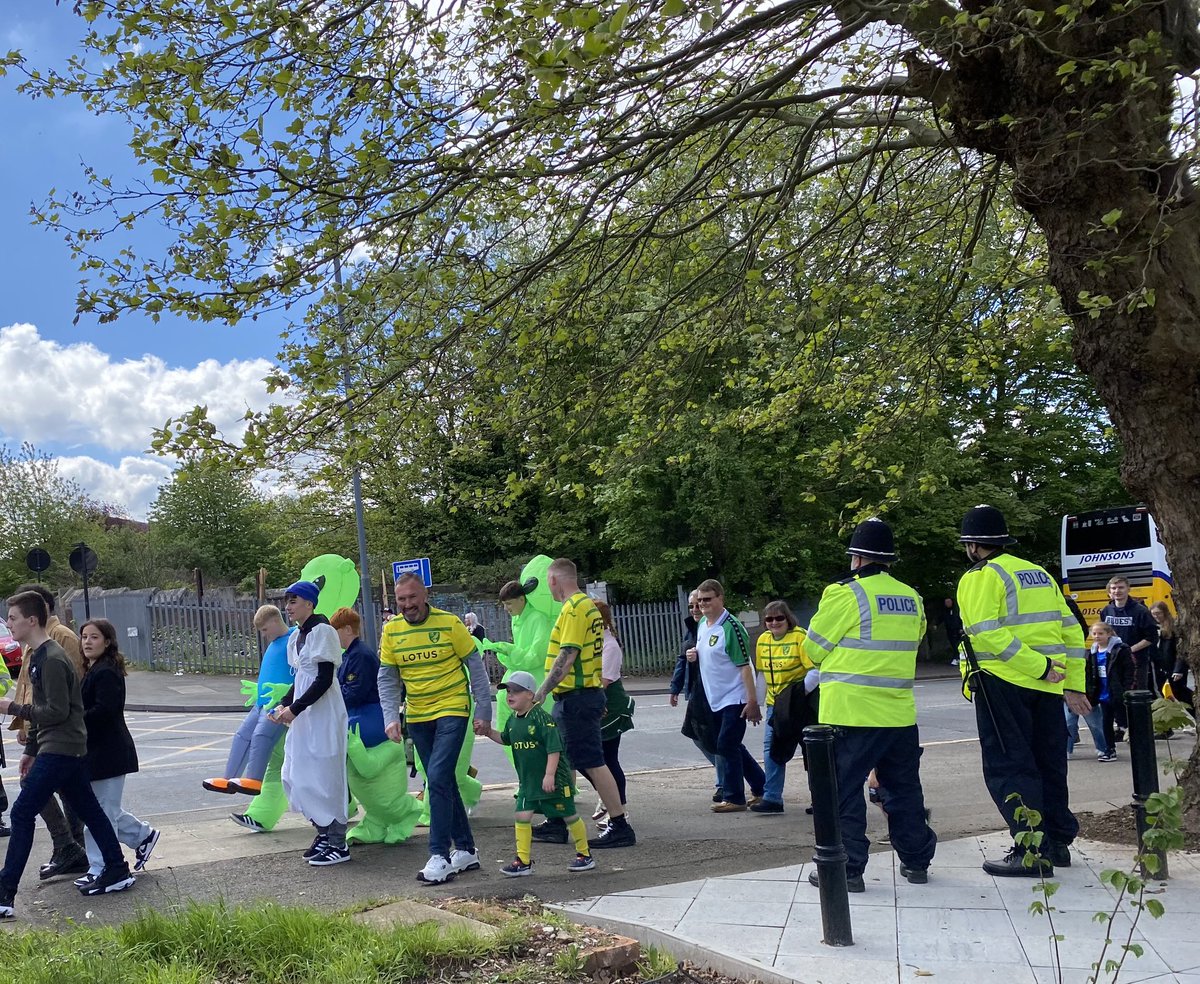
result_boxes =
[591,600,634,829]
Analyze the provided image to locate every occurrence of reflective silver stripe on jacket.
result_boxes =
[806,629,835,653]
[986,561,1019,616]
[839,639,917,652]
[1031,644,1066,656]
[847,580,872,638]
[818,671,914,690]
[966,611,1062,635]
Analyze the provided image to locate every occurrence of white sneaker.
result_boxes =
[416,854,457,884]
[449,848,481,873]
[591,798,607,822]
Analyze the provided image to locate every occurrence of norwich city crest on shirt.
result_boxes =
[783,645,792,655]
[428,630,441,643]
[528,724,536,735]
[709,634,719,646]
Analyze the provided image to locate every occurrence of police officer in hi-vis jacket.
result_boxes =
[802,519,937,893]
[956,505,1090,876]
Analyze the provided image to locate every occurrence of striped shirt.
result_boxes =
[379,607,477,723]
[547,593,604,694]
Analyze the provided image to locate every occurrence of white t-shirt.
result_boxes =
[697,610,753,712]
[602,632,623,682]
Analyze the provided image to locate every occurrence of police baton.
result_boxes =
[961,634,1007,756]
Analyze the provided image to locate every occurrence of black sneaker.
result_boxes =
[808,868,865,892]
[983,848,1052,878]
[531,819,568,844]
[0,883,14,919]
[0,818,10,838]
[1046,842,1071,868]
[230,813,266,832]
[308,844,350,866]
[80,864,135,896]
[40,851,89,880]
[588,820,636,849]
[73,873,98,889]
[303,833,329,861]
[899,864,928,884]
[712,790,723,803]
[749,800,784,814]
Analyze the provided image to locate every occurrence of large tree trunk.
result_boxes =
[938,6,1200,823]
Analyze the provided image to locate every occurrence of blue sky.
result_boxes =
[1,3,287,517]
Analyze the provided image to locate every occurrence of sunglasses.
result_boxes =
[696,596,716,603]
[764,615,786,623]
[688,603,702,610]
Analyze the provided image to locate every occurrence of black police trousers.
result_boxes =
[975,674,1078,847]
[827,724,937,876]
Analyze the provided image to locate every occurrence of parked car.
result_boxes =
[0,617,21,677]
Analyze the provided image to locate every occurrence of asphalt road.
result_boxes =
[1,678,1158,928]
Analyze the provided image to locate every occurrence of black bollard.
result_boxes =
[803,724,854,946]
[1124,690,1169,879]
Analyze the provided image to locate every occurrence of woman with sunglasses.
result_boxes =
[753,601,815,813]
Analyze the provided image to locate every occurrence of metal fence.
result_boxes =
[70,586,686,677]
[149,589,286,675]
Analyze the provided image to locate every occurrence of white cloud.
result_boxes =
[0,322,281,451]
[56,455,174,521]
[0,322,292,520]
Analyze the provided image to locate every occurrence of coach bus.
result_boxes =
[1060,506,1173,622]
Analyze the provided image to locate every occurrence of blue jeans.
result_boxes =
[1,753,124,894]
[224,706,287,781]
[762,709,785,805]
[691,740,725,791]
[408,716,473,860]
[714,704,765,805]
[1065,703,1111,757]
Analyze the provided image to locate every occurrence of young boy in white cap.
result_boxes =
[475,671,595,876]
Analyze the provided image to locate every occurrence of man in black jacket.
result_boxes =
[0,592,134,919]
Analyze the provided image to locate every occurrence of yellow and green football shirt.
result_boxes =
[546,592,604,694]
[380,606,477,723]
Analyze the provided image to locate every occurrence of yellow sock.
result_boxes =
[515,822,533,864]
[568,816,589,855]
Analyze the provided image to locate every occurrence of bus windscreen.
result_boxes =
[1064,513,1151,556]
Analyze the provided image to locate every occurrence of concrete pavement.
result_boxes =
[554,833,1200,984]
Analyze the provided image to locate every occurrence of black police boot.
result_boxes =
[808,869,865,893]
[1046,842,1071,868]
[531,818,568,844]
[982,847,1052,878]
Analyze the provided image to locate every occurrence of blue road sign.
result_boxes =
[392,557,433,588]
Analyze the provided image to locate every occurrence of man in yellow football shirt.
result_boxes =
[378,574,493,885]
[528,559,635,849]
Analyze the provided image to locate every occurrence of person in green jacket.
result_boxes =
[487,580,553,759]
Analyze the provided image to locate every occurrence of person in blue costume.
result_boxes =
[203,604,295,817]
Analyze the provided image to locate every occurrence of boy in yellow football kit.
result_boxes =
[477,671,595,876]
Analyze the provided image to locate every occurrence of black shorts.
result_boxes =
[551,687,606,771]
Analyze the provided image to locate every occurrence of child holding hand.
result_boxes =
[475,671,595,876]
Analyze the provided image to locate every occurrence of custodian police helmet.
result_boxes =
[847,518,897,562]
[959,504,1018,545]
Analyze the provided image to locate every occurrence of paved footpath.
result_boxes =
[555,831,1200,984]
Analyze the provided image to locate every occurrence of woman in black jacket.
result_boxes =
[1153,602,1193,717]
[76,619,159,888]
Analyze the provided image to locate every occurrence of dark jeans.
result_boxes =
[975,675,1078,847]
[831,725,937,876]
[714,704,765,805]
[41,792,85,855]
[602,735,626,805]
[1,753,123,893]
[408,715,473,861]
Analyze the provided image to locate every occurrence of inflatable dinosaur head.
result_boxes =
[299,554,361,617]
[518,554,557,619]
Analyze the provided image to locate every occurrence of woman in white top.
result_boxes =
[592,600,634,827]
[272,580,349,866]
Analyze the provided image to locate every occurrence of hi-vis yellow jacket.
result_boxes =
[802,569,924,727]
[956,552,1087,696]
